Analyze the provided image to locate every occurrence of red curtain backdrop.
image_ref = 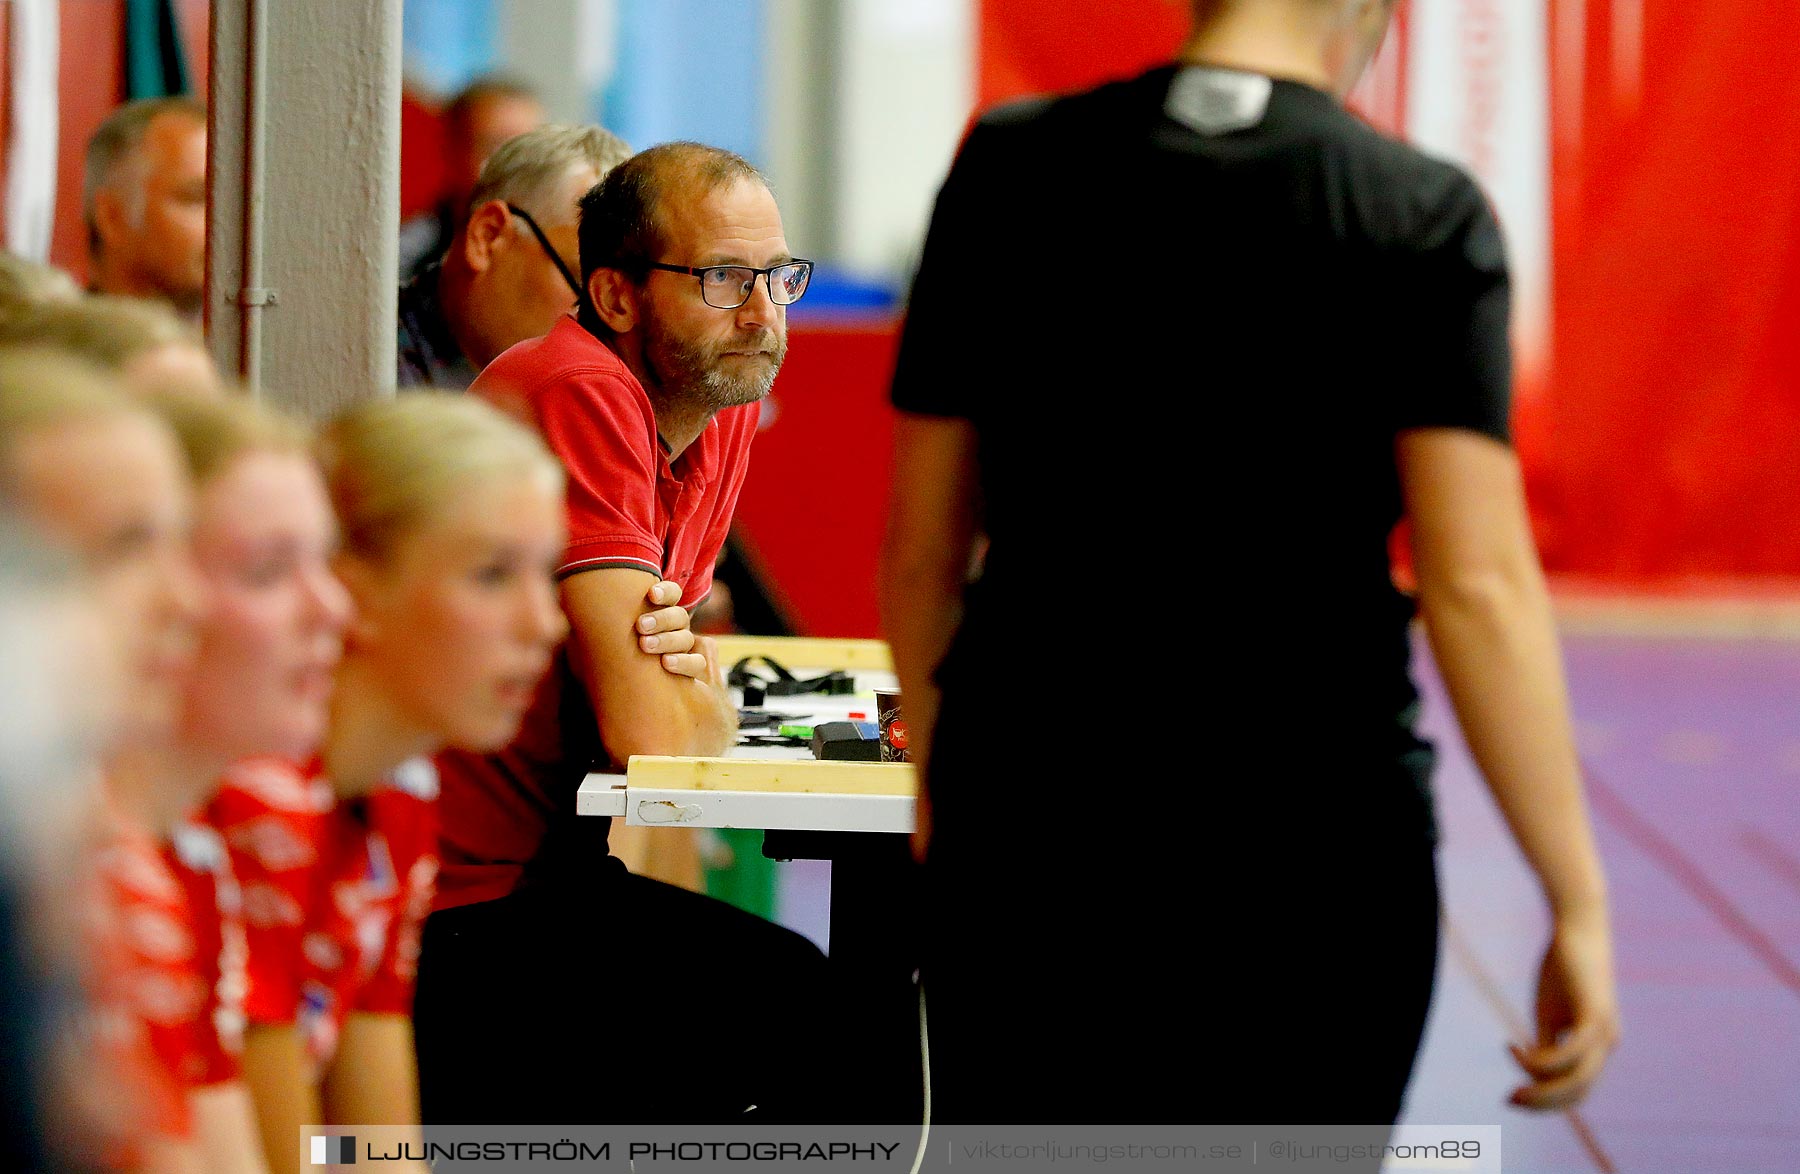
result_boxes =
[979,0,1800,587]
[735,321,900,638]
[977,0,1189,109]
[399,88,448,220]
[1542,0,1800,581]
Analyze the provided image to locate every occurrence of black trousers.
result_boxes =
[413,858,842,1124]
[921,829,1441,1126]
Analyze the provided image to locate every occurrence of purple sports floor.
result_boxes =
[1402,631,1800,1172]
[775,630,1800,1168]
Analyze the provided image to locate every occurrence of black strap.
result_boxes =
[728,655,856,697]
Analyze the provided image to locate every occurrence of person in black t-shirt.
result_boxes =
[881,0,1619,1128]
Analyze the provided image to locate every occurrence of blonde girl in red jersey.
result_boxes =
[147,393,350,1174]
[0,352,206,1173]
[213,395,565,1174]
[3,361,341,1174]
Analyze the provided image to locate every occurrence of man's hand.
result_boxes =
[635,579,717,682]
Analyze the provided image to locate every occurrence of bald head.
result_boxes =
[575,141,768,289]
[574,143,794,438]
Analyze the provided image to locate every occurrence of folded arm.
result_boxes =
[563,568,737,762]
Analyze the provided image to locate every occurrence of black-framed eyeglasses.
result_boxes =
[506,204,583,300]
[647,260,813,309]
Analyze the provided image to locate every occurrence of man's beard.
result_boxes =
[642,317,787,412]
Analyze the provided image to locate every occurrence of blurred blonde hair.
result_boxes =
[0,349,142,495]
[0,295,195,372]
[0,253,81,327]
[317,394,562,561]
[0,348,135,444]
[147,392,310,488]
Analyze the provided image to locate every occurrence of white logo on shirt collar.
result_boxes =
[1166,67,1274,135]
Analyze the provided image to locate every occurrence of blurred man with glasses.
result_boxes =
[397,123,630,389]
[413,142,833,1125]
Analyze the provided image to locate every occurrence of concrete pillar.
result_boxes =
[207,0,403,413]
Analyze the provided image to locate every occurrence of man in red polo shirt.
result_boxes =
[414,142,832,1124]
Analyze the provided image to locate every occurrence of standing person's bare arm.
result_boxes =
[1400,427,1621,1111]
[879,414,982,860]
[564,569,737,761]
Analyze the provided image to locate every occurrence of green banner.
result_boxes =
[125,0,190,99]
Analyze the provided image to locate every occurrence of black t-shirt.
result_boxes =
[891,65,1511,841]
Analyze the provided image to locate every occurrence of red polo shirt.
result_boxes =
[433,316,757,910]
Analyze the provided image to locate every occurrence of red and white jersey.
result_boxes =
[165,821,249,1086]
[86,817,241,1145]
[203,756,438,1075]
